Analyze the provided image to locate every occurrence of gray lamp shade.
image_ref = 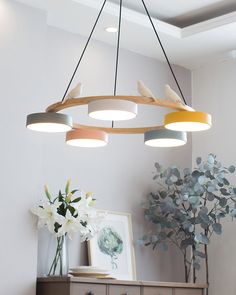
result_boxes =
[26,112,73,133]
[144,129,187,147]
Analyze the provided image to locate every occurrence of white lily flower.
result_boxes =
[31,201,63,234]
[79,210,105,241]
[74,190,93,206]
[31,182,105,241]
[57,210,81,239]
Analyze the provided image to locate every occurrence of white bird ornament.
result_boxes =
[165,84,182,104]
[62,82,83,103]
[137,80,156,100]
[165,84,195,111]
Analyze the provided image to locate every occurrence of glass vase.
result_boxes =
[47,234,69,276]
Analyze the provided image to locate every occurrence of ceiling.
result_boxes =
[109,0,236,27]
[14,0,236,69]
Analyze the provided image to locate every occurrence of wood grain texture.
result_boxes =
[143,286,173,295]
[36,277,207,295]
[36,281,70,295]
[46,96,189,113]
[140,281,207,289]
[70,283,106,295]
[37,277,207,288]
[174,288,203,295]
[72,124,164,134]
[109,285,140,295]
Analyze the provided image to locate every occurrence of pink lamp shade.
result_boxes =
[66,129,108,147]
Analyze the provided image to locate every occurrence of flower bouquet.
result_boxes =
[32,179,103,276]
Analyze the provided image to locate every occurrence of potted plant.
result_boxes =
[139,154,236,293]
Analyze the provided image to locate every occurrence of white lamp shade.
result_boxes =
[88,99,137,121]
[26,112,73,133]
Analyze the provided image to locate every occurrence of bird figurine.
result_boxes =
[62,82,83,103]
[184,105,195,112]
[165,84,195,111]
[137,80,156,100]
[165,84,182,104]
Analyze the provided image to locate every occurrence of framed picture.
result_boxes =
[88,211,136,280]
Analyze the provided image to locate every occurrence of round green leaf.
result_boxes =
[212,223,222,235]
[208,154,215,165]
[228,165,236,173]
[196,157,202,165]
[198,175,206,185]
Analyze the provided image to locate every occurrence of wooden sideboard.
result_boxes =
[37,277,207,295]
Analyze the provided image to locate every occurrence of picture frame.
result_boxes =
[88,210,136,280]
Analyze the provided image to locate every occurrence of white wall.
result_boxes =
[192,59,236,295]
[0,1,192,294]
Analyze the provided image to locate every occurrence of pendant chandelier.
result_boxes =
[26,0,212,148]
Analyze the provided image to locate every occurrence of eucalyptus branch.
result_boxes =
[168,237,185,256]
[156,181,168,191]
[187,255,194,282]
[208,203,217,217]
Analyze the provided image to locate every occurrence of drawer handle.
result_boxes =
[87,292,94,295]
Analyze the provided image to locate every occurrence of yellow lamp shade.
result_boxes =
[164,111,212,132]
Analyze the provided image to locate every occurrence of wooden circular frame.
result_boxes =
[46,95,190,134]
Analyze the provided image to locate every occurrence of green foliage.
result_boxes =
[141,154,236,281]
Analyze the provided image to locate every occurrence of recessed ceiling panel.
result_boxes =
[12,0,236,69]
[109,0,236,26]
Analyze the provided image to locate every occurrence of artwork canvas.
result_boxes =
[88,211,136,280]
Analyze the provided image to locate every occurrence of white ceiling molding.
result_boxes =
[182,11,236,38]
[72,0,181,38]
[73,0,236,39]
[13,0,236,69]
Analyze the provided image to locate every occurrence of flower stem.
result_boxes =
[48,236,64,276]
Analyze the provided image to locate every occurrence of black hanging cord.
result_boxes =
[140,0,188,105]
[113,0,123,96]
[112,0,123,128]
[61,0,107,102]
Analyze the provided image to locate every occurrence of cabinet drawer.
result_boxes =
[70,283,106,295]
[109,285,141,295]
[143,287,173,295]
[174,288,203,295]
